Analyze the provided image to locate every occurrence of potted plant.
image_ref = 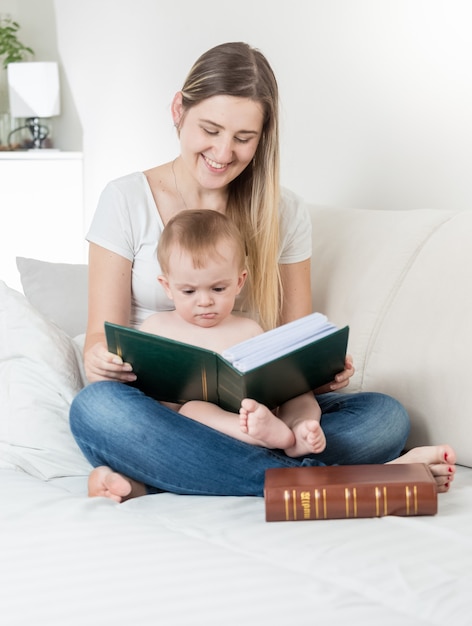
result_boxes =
[0,16,34,69]
[0,16,34,147]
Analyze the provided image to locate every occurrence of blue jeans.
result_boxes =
[69,382,410,497]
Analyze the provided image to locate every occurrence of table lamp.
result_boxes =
[7,61,60,149]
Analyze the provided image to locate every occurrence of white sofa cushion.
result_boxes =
[311,207,471,467]
[0,281,92,478]
[16,256,88,337]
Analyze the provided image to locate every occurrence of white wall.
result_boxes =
[8,0,472,225]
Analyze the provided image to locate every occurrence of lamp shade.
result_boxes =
[7,62,60,118]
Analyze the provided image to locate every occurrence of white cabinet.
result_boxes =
[0,151,85,292]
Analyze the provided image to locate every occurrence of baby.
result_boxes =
[140,209,326,457]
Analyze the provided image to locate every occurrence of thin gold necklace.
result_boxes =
[171,158,189,211]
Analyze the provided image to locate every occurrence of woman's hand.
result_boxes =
[84,245,135,383]
[315,354,355,395]
[84,341,137,383]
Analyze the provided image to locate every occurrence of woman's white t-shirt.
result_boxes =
[86,172,312,327]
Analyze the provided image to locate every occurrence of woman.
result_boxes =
[70,42,455,502]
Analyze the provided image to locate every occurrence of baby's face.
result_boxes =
[161,242,247,328]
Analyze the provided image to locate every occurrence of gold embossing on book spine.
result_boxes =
[314,488,320,519]
[300,491,311,519]
[201,367,208,401]
[404,485,419,515]
[374,486,388,516]
[115,338,123,360]
[282,489,299,520]
[405,485,411,515]
[375,487,381,516]
[344,487,357,517]
[284,489,290,520]
[313,489,327,519]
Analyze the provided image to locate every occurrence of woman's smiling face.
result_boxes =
[175,94,264,190]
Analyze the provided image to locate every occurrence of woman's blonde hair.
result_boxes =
[179,42,281,329]
[158,209,246,275]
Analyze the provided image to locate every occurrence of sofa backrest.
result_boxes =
[310,206,471,467]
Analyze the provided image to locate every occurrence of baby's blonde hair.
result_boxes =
[158,209,246,275]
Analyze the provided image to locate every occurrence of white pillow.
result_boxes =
[0,281,92,479]
[16,257,88,337]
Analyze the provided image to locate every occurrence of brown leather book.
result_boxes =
[264,463,437,521]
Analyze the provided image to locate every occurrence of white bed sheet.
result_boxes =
[1,466,472,626]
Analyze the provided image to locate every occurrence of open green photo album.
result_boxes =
[105,312,349,413]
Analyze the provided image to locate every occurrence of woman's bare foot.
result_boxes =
[388,444,456,493]
[240,399,295,450]
[284,420,327,457]
[88,466,147,502]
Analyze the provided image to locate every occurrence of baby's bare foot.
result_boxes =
[88,466,146,502]
[388,444,456,493]
[240,399,295,450]
[285,420,326,457]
